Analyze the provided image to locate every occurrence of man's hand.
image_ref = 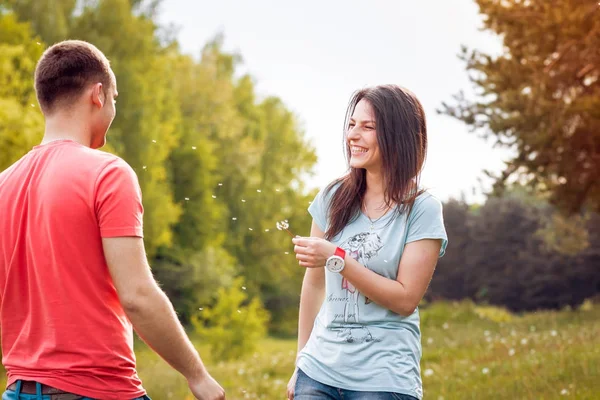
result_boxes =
[188,372,226,400]
[292,236,337,268]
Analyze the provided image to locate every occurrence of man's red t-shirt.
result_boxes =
[0,140,147,399]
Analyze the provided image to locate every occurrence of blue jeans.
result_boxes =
[3,381,151,400]
[295,368,419,400]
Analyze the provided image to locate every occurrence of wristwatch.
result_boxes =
[325,247,346,273]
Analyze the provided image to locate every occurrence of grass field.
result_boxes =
[2,300,598,399]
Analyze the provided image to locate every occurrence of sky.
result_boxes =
[158,0,515,203]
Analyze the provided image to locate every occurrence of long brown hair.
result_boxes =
[324,84,427,240]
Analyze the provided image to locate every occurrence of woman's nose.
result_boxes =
[347,126,360,140]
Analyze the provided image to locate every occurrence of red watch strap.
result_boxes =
[334,247,345,258]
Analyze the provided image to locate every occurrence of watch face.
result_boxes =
[327,256,344,272]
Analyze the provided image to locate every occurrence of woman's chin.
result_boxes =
[349,159,366,169]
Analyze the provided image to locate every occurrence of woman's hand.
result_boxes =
[292,236,337,268]
[286,368,298,399]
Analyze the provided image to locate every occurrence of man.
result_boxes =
[0,40,225,400]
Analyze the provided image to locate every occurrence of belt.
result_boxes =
[7,382,83,400]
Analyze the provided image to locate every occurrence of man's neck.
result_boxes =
[42,115,92,147]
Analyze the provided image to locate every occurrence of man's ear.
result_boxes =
[91,83,105,108]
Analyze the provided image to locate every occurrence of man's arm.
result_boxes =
[102,236,207,381]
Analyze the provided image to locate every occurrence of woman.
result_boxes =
[288,84,448,400]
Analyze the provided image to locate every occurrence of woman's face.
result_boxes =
[347,99,382,172]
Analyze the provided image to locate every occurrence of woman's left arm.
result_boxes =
[292,237,441,317]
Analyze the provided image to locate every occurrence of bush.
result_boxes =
[191,277,270,361]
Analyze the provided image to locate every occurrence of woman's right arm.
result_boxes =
[296,220,326,358]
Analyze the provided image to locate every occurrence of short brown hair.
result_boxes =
[34,40,113,114]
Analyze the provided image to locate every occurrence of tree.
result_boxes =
[0,12,44,170]
[4,0,76,45]
[68,0,182,256]
[427,198,473,300]
[441,0,600,214]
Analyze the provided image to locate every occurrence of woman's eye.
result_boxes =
[365,126,374,130]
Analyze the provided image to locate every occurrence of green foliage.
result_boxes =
[428,190,600,312]
[0,12,44,170]
[441,0,600,215]
[192,277,270,362]
[152,245,237,325]
[473,305,514,323]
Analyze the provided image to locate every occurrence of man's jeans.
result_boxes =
[295,368,419,400]
[3,381,152,400]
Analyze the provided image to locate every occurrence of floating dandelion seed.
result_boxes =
[276,220,296,237]
[192,146,197,150]
[265,229,270,232]
[237,310,241,313]
[142,166,147,169]
[509,348,515,356]
[36,42,41,45]
[212,195,217,199]
[561,389,569,395]
[248,228,253,231]
[242,286,246,290]
[284,251,289,255]
[427,337,434,344]
[424,369,434,377]
[551,330,558,337]
[275,188,280,192]
[383,260,388,263]
[198,307,203,310]
[241,199,246,203]
[442,322,449,330]
[482,368,490,374]
[257,189,262,193]
[30,104,35,107]
[152,140,157,143]
[521,338,528,345]
[218,183,223,186]
[232,217,237,221]
[184,197,190,201]
[484,330,490,337]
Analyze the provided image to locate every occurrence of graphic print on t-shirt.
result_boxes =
[330,231,384,343]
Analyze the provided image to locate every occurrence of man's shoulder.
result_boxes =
[79,147,128,168]
[72,148,136,179]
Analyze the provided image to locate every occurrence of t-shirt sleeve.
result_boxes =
[405,194,448,257]
[308,187,330,232]
[95,158,144,238]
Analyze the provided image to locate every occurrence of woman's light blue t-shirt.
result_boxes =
[296,185,448,399]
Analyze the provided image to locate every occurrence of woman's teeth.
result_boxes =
[351,146,368,154]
